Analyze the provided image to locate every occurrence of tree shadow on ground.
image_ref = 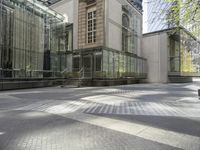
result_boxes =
[93,113,200,137]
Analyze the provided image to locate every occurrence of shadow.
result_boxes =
[93,114,200,137]
[0,109,183,150]
[0,83,199,149]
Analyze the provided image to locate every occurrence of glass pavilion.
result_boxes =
[0,0,67,79]
[169,27,200,76]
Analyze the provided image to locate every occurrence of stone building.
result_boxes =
[0,0,147,90]
[50,0,147,83]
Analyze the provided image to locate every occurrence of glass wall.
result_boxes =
[0,0,68,79]
[180,29,200,76]
[102,49,147,79]
[122,5,141,54]
[169,33,180,73]
[70,48,147,79]
[168,28,200,76]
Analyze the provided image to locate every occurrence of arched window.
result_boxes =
[122,14,130,52]
[122,14,130,28]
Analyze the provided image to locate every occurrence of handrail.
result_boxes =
[78,67,83,73]
[61,68,69,74]
[78,67,84,78]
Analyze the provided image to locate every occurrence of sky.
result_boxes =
[143,0,148,33]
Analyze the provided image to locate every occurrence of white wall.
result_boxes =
[50,0,74,23]
[142,32,168,83]
[73,0,78,50]
[50,0,78,49]
[105,0,122,51]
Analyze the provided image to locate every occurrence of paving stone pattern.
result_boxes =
[0,83,200,150]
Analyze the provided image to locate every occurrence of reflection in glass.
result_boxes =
[168,28,200,76]
[0,0,69,79]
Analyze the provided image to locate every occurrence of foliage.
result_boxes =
[146,0,200,36]
[167,0,200,24]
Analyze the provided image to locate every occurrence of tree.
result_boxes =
[166,0,200,36]
[145,0,200,36]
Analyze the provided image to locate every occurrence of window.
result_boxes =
[169,34,180,72]
[66,25,73,51]
[73,56,80,72]
[122,14,130,52]
[95,54,102,71]
[122,14,129,28]
[87,7,96,44]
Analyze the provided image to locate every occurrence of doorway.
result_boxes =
[82,54,92,78]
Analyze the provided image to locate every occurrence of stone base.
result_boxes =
[0,79,64,91]
[0,77,145,91]
[168,76,193,83]
[91,78,140,86]
[63,78,141,87]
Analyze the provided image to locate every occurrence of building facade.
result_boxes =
[0,0,147,89]
[51,0,147,80]
[142,27,200,83]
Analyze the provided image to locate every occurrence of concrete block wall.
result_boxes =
[142,32,168,83]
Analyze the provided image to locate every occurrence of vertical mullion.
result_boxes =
[0,0,2,71]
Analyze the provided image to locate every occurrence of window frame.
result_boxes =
[87,7,96,44]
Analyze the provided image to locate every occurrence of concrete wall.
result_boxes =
[73,0,79,50]
[142,32,168,83]
[50,0,74,23]
[105,0,122,51]
[50,0,78,49]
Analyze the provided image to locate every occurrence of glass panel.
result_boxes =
[83,55,92,78]
[169,34,180,72]
[113,53,119,78]
[119,53,124,77]
[180,29,200,75]
[108,51,113,78]
[103,50,108,74]
[95,54,102,72]
[73,56,80,72]
[101,49,147,79]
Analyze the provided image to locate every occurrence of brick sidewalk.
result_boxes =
[0,83,200,150]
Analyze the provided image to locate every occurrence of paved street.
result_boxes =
[0,83,200,150]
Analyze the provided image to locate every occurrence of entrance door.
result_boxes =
[83,54,92,78]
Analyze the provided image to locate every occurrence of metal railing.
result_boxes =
[77,67,84,87]
[78,67,84,78]
[0,68,64,79]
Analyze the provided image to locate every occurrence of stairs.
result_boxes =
[60,78,93,88]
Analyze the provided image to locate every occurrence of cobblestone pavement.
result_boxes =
[0,83,200,150]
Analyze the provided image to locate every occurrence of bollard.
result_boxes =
[198,89,200,99]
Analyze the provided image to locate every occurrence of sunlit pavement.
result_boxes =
[0,83,200,150]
